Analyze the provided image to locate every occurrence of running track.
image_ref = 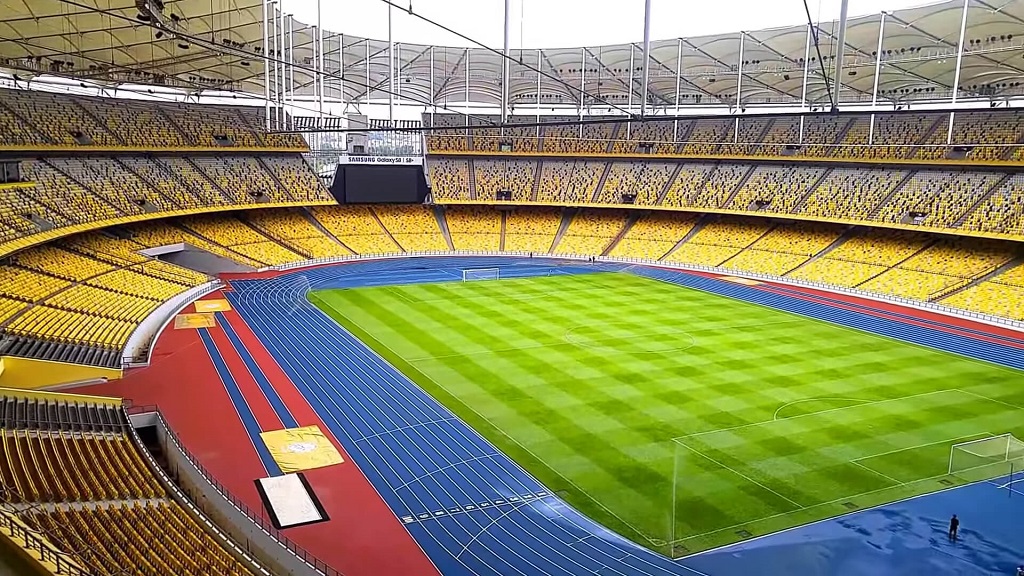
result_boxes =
[215,256,1024,576]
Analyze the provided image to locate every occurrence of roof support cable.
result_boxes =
[800,0,835,111]
[376,0,639,119]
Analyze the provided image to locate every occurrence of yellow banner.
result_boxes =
[174,313,216,329]
[261,425,344,473]
[195,299,231,313]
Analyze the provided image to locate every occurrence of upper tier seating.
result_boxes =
[1,154,326,257]
[0,88,305,150]
[535,160,604,204]
[473,159,538,202]
[596,162,676,205]
[429,158,472,200]
[423,110,1024,160]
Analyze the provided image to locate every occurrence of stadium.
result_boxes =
[0,0,1023,574]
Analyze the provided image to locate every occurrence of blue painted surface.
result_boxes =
[220,256,1024,575]
[216,311,299,429]
[196,328,280,476]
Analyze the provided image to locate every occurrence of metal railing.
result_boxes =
[0,505,90,576]
[127,405,344,576]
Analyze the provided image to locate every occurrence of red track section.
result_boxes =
[218,307,440,576]
[75,307,268,505]
[76,294,440,576]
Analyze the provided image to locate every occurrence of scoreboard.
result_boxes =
[329,155,429,204]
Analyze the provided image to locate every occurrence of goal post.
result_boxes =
[948,434,1024,481]
[462,268,500,282]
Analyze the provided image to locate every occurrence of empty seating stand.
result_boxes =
[0,390,258,576]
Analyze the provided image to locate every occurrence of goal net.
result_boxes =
[948,434,1024,482]
[462,268,500,282]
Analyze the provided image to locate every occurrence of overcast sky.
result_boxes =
[280,0,935,48]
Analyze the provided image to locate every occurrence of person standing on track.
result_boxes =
[948,514,959,540]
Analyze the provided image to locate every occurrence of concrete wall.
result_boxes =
[150,413,325,576]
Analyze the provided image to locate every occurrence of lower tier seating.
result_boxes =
[0,391,256,576]
[1,206,1020,371]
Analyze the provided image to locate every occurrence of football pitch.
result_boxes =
[308,271,1024,556]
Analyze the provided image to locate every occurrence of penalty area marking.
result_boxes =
[772,397,874,421]
[670,428,999,547]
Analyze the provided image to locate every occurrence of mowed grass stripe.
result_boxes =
[310,272,1024,556]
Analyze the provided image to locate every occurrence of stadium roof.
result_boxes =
[2,0,1023,110]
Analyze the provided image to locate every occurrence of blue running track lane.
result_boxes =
[217,256,1024,576]
[216,311,299,429]
[197,328,281,476]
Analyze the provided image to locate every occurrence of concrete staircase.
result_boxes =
[931,255,1024,302]
[301,208,356,253]
[548,209,577,253]
[432,206,455,251]
[601,213,640,256]
[660,215,709,260]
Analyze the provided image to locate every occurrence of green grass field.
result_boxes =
[308,272,1024,556]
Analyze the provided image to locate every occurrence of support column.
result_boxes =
[277,4,285,129]
[388,2,395,122]
[270,1,279,129]
[262,0,271,130]
[501,0,511,126]
[736,31,744,112]
[317,0,324,119]
[536,50,542,138]
[339,34,346,111]
[627,45,635,111]
[429,45,435,124]
[869,11,886,145]
[831,0,850,111]
[288,14,295,130]
[311,26,318,118]
[579,47,586,138]
[799,23,811,143]
[465,47,471,134]
[640,0,653,117]
[365,39,370,106]
[948,0,970,144]
[673,38,682,141]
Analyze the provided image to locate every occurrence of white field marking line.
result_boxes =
[671,430,994,547]
[996,477,1024,489]
[635,270,1024,377]
[772,397,874,421]
[675,441,803,509]
[249,293,518,576]
[668,467,960,545]
[851,431,995,463]
[673,388,962,442]
[353,416,458,442]
[955,388,1024,411]
[302,292,641,576]
[849,460,903,486]
[390,284,624,306]
[393,453,502,491]
[455,502,531,558]
[316,296,661,546]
